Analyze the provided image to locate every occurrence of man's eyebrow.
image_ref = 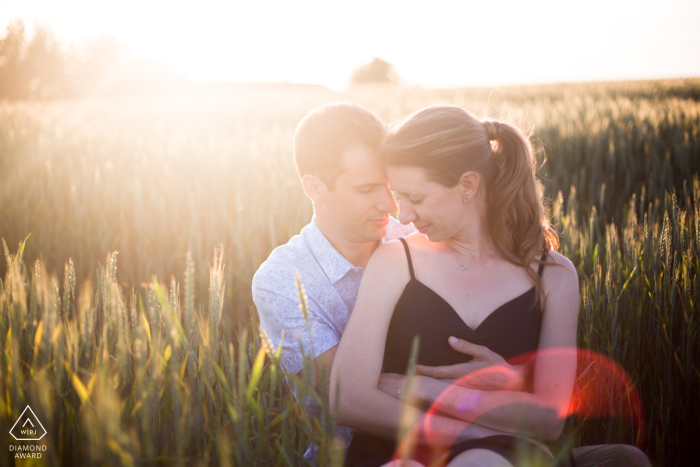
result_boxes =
[354,182,383,188]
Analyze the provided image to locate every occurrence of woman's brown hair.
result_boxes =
[380,106,559,304]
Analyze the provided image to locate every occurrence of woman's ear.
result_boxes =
[301,174,326,204]
[459,171,481,203]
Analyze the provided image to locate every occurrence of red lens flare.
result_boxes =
[388,348,644,466]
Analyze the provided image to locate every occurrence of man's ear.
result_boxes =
[301,174,327,203]
[459,171,481,203]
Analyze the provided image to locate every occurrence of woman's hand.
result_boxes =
[414,337,529,392]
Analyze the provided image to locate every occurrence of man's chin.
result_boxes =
[363,224,388,242]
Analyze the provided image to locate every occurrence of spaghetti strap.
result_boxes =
[398,238,415,280]
[537,248,549,277]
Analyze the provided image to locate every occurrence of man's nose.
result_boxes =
[377,185,398,214]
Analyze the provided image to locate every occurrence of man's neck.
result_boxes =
[314,215,379,269]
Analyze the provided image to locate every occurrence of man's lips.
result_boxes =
[369,217,390,227]
[415,224,430,233]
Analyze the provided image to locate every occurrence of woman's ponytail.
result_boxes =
[482,119,559,301]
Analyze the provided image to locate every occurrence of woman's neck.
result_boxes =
[443,215,497,263]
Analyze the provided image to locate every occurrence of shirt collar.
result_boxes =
[306,217,359,284]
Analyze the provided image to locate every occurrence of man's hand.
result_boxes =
[377,373,431,406]
[414,337,529,391]
[377,373,407,400]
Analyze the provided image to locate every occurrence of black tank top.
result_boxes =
[383,238,547,373]
[343,241,568,467]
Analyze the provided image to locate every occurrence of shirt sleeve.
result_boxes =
[384,217,417,241]
[252,275,340,376]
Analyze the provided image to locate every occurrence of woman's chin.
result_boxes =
[423,231,444,242]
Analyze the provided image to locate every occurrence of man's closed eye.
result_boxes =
[356,185,381,194]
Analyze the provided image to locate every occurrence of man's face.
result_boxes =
[320,145,398,243]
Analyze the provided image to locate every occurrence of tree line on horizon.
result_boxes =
[0,21,188,100]
[0,20,403,100]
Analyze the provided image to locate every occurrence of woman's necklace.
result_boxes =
[446,244,493,271]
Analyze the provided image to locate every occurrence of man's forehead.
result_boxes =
[338,145,386,182]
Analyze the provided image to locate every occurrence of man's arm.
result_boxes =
[253,272,341,396]
[298,319,527,399]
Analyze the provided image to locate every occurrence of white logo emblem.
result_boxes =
[9,406,47,441]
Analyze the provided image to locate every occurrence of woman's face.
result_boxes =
[387,166,469,242]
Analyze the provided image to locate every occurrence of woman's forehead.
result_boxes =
[387,166,432,192]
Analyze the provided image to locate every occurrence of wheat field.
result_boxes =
[1,79,699,466]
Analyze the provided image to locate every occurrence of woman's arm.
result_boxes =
[384,252,580,442]
[329,240,509,445]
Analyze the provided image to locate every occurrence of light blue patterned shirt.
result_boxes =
[252,215,415,462]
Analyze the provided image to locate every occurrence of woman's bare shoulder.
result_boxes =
[374,237,409,257]
[352,239,412,318]
[366,238,411,278]
[542,250,576,274]
[401,232,436,252]
[539,250,579,310]
[394,232,439,263]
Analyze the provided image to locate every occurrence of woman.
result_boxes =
[329,106,580,467]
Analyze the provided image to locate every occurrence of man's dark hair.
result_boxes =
[293,102,386,190]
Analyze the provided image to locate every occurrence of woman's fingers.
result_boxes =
[415,339,510,380]
[448,337,485,358]
[448,337,504,364]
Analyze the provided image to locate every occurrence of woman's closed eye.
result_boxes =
[402,197,423,205]
[395,191,424,205]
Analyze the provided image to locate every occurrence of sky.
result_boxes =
[1,0,699,91]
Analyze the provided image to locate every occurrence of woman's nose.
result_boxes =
[399,206,417,225]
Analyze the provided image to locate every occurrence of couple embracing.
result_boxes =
[253,103,650,467]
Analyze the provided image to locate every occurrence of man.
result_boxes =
[252,102,650,467]
[252,102,408,461]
